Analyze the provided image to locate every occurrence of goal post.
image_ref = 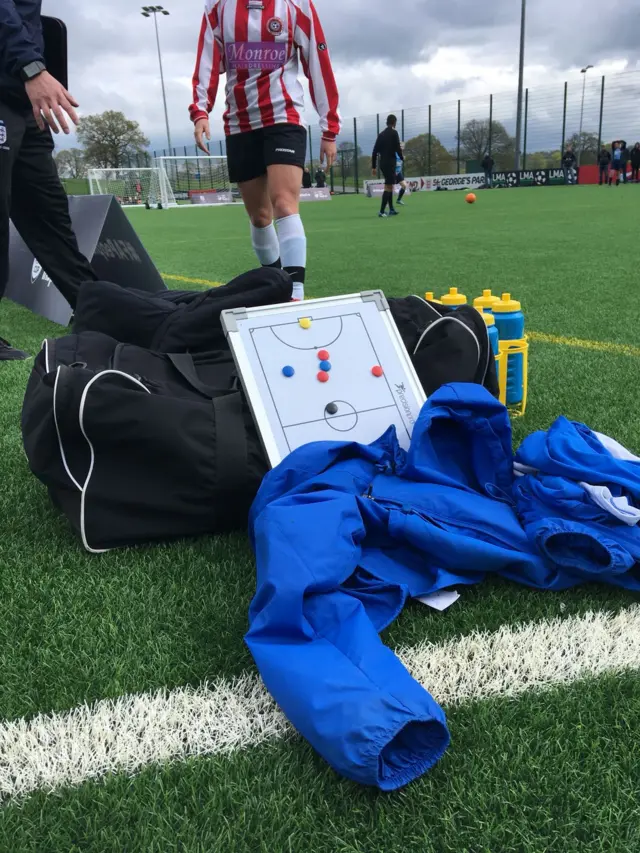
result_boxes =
[154,156,233,205]
[87,167,177,209]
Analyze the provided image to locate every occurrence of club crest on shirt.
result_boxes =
[267,16,283,34]
[318,42,327,51]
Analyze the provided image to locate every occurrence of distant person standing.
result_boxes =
[0,0,98,360]
[315,168,326,189]
[302,168,312,189]
[598,148,611,185]
[619,142,630,184]
[561,146,577,185]
[610,142,623,185]
[630,143,640,183]
[395,147,408,205]
[372,114,403,218]
[482,152,495,188]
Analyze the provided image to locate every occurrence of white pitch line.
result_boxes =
[1,606,640,801]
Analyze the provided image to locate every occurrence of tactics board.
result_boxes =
[221,291,426,467]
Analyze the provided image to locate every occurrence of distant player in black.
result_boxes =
[372,114,403,217]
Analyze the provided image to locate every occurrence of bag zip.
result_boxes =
[109,343,158,390]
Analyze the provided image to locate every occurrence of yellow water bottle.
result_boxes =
[440,287,467,307]
[473,289,500,312]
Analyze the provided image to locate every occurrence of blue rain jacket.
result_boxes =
[514,417,640,590]
[246,385,640,790]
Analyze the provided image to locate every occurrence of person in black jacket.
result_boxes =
[0,0,97,360]
[481,153,495,188]
[561,146,577,185]
[598,148,611,185]
[315,168,326,189]
[302,168,312,189]
[619,142,630,184]
[630,143,640,183]
[372,114,403,217]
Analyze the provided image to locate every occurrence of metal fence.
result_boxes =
[153,69,639,194]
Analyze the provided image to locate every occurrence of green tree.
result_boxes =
[457,119,516,170]
[525,150,562,169]
[403,133,454,176]
[54,147,87,179]
[76,111,150,169]
[567,131,599,165]
[524,151,549,169]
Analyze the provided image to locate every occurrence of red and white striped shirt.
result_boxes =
[189,0,341,140]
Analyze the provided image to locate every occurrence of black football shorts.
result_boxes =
[226,123,307,184]
[380,160,397,187]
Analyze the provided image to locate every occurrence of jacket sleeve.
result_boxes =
[372,136,380,170]
[246,489,450,791]
[0,0,44,77]
[189,1,224,124]
[294,0,341,141]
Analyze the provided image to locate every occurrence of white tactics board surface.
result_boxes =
[222,292,426,468]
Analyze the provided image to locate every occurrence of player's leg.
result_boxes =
[379,184,389,217]
[381,182,395,216]
[264,125,308,301]
[383,164,398,215]
[0,101,31,360]
[228,129,281,270]
[397,179,407,205]
[8,111,97,311]
[238,175,282,268]
[268,164,305,300]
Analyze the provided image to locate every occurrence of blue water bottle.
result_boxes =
[493,293,524,405]
[482,310,500,356]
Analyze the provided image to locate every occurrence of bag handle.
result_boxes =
[212,392,251,492]
[166,352,233,398]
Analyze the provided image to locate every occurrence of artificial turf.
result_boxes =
[0,185,639,851]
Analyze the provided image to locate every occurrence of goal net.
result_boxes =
[87,168,177,209]
[155,156,233,205]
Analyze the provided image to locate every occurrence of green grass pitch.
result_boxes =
[1,185,639,852]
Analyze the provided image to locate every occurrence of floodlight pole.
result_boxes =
[578,65,594,166]
[142,6,173,152]
[514,0,526,171]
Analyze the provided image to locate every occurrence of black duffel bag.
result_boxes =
[389,294,499,397]
[21,332,266,552]
[72,267,292,353]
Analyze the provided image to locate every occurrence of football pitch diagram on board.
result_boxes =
[222,292,426,467]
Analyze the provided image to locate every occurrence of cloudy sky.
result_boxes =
[47,0,640,152]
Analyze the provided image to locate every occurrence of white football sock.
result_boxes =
[250,222,280,267]
[276,213,307,300]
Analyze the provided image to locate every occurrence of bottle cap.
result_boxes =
[493,292,522,313]
[474,289,500,310]
[440,287,467,306]
[482,310,496,327]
